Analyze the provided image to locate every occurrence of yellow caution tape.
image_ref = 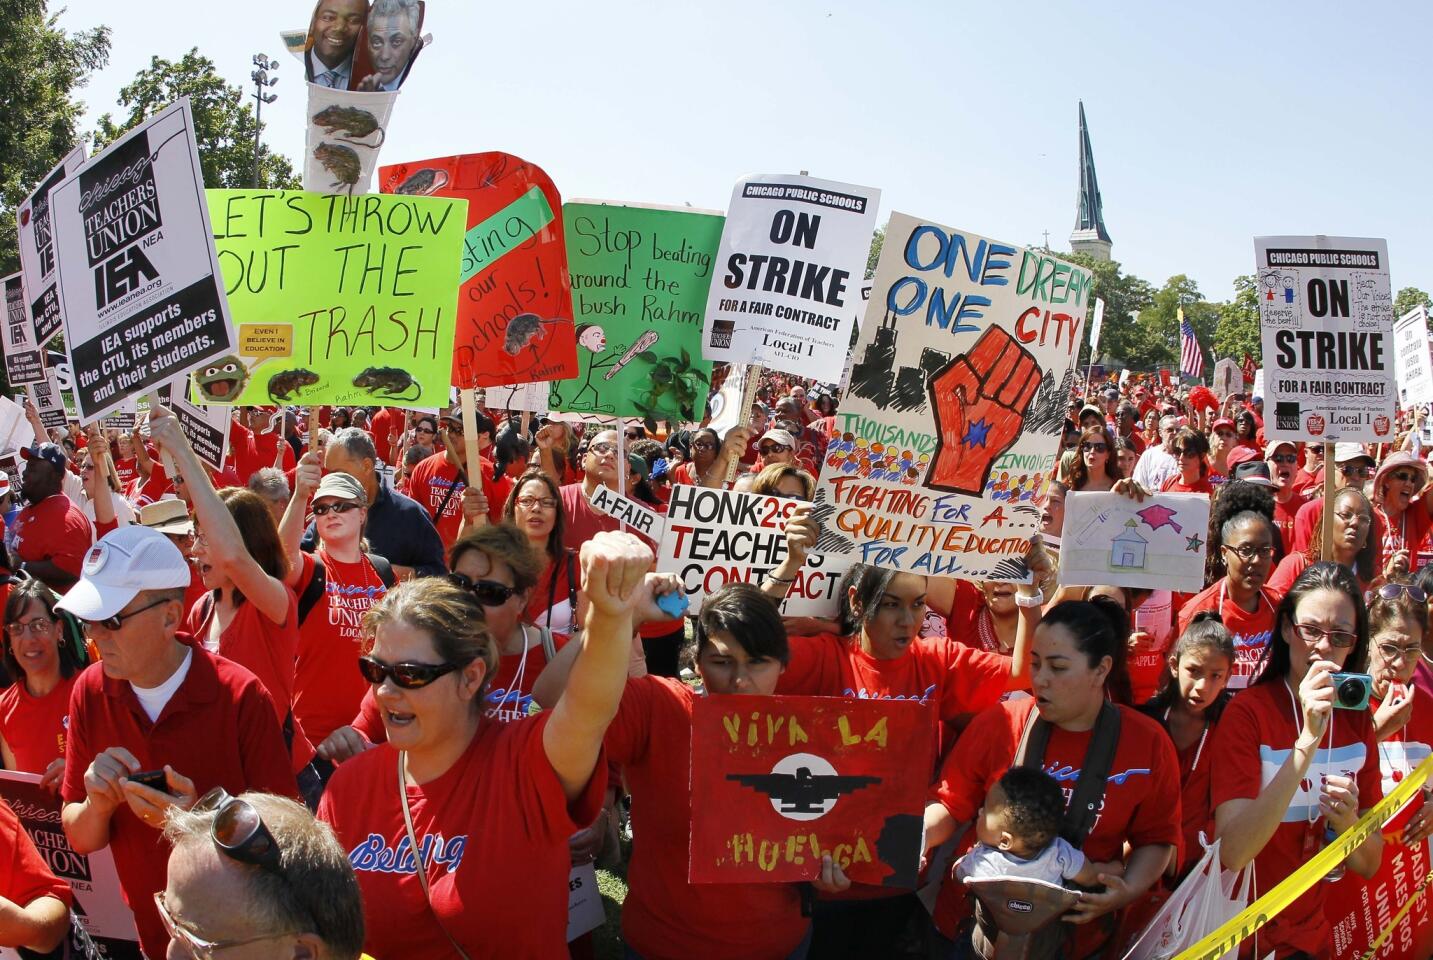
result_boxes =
[1173,753,1433,960]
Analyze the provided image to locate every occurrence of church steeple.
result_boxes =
[1070,101,1112,261]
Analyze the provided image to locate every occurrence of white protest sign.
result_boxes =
[1394,306,1433,408]
[487,381,551,413]
[588,484,666,542]
[16,146,86,347]
[0,396,35,457]
[1212,358,1242,400]
[50,98,236,422]
[28,371,68,432]
[0,771,141,959]
[2,273,46,386]
[1088,297,1105,358]
[812,212,1090,580]
[166,377,231,472]
[837,281,873,394]
[660,485,849,617]
[701,174,880,379]
[566,863,604,942]
[1255,235,1393,443]
[304,84,398,196]
[1059,492,1210,593]
[1252,367,1264,398]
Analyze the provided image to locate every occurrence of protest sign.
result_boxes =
[701,174,880,380]
[689,694,930,887]
[1253,367,1264,398]
[484,381,550,412]
[1087,297,1105,359]
[0,397,35,457]
[811,213,1091,580]
[203,189,464,408]
[16,146,86,346]
[0,772,141,959]
[49,98,236,423]
[589,484,665,542]
[378,153,577,389]
[168,378,230,471]
[1212,357,1242,400]
[1394,306,1433,408]
[1059,492,1210,593]
[28,372,68,432]
[566,863,604,942]
[1256,235,1394,443]
[658,485,850,618]
[2,273,46,386]
[556,201,723,421]
[836,282,873,394]
[303,84,397,196]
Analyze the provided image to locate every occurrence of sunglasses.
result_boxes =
[1081,442,1108,453]
[1372,582,1427,604]
[1340,464,1373,478]
[1269,453,1298,465]
[79,596,170,633]
[759,443,790,455]
[442,419,463,435]
[358,654,471,689]
[312,501,361,517]
[415,426,436,435]
[1389,471,1424,486]
[193,787,281,870]
[446,572,517,606]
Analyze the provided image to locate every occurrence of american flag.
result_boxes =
[1179,308,1204,380]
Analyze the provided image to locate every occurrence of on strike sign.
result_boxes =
[689,695,931,888]
[1255,235,1393,443]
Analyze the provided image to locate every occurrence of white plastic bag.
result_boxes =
[1121,836,1253,960]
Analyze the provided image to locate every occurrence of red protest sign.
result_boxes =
[378,152,576,389]
[1324,797,1433,959]
[689,694,932,888]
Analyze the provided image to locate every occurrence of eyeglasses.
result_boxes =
[692,440,716,450]
[155,890,297,960]
[1269,453,1298,465]
[312,501,361,517]
[79,596,171,633]
[6,618,54,638]
[1081,442,1108,453]
[587,441,616,456]
[1340,464,1373,479]
[1372,582,1427,604]
[759,443,790,455]
[1292,622,1358,649]
[1333,510,1370,526]
[1222,543,1275,562]
[515,495,557,511]
[1375,641,1424,663]
[446,572,517,606]
[358,654,472,689]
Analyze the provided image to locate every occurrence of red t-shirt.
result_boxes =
[0,674,77,774]
[1376,503,1433,570]
[0,798,71,910]
[1272,492,1305,550]
[292,551,389,744]
[317,713,605,960]
[11,494,92,579]
[932,698,1182,951]
[1158,474,1213,495]
[1176,580,1279,689]
[61,641,297,958]
[482,628,571,725]
[186,589,314,771]
[605,677,808,959]
[559,481,623,551]
[249,428,296,476]
[369,408,404,466]
[1210,681,1382,957]
[1150,709,1221,875]
[111,456,139,490]
[406,452,510,549]
[776,632,1012,760]
[226,421,260,485]
[670,461,699,486]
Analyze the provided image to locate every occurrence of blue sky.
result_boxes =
[55,0,1432,302]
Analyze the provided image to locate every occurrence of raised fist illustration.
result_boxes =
[926,325,1042,495]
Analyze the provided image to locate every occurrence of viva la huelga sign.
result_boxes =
[48,98,236,422]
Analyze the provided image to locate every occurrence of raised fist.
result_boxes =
[926,326,1042,495]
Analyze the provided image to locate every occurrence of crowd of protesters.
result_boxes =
[0,368,1426,960]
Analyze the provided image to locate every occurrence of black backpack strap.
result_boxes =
[1061,703,1122,846]
[1014,703,1049,767]
[367,552,397,588]
[297,556,327,626]
[565,549,577,620]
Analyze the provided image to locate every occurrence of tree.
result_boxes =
[865,224,884,280]
[1129,274,1219,373]
[0,0,110,276]
[1061,252,1155,369]
[1213,274,1261,364]
[93,48,299,189]
[1394,286,1432,324]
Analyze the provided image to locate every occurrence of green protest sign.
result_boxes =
[552,202,723,422]
[198,190,465,407]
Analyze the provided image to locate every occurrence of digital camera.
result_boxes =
[1330,672,1373,711]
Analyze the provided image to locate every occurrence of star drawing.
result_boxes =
[962,418,992,449]
[1185,534,1204,552]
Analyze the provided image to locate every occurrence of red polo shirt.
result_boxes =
[61,639,297,960]
[12,493,92,580]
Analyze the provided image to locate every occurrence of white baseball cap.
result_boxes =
[56,526,192,621]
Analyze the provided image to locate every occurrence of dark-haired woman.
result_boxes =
[671,428,720,487]
[1177,510,1279,689]
[535,583,848,960]
[1212,562,1384,959]
[1267,486,1375,597]
[923,599,1182,958]
[1361,584,1433,842]
[1070,425,1122,493]
[0,580,84,788]
[1140,612,1234,876]
[504,470,584,641]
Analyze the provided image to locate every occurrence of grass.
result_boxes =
[591,837,632,959]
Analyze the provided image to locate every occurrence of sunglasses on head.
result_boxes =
[1372,582,1427,604]
[358,654,472,689]
[446,572,517,606]
[312,501,361,517]
[192,786,281,870]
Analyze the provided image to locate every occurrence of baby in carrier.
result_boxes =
[957,767,1123,887]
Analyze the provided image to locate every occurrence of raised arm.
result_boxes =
[280,449,322,588]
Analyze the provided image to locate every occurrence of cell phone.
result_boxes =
[127,769,169,792]
[1330,672,1373,711]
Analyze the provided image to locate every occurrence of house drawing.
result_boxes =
[1110,520,1148,570]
